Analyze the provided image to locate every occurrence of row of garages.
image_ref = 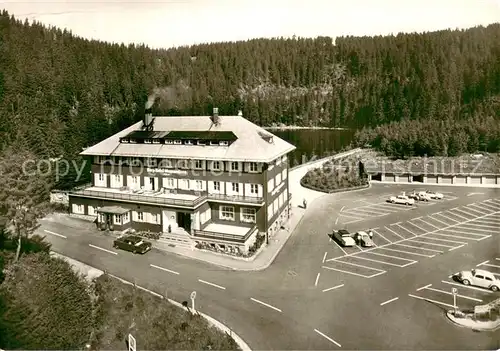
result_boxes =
[369,173,500,186]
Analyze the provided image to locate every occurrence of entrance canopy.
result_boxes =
[96,206,129,215]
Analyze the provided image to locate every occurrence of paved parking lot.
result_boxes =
[338,189,459,224]
[408,256,500,311]
[323,198,500,279]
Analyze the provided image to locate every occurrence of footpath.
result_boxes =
[153,148,364,270]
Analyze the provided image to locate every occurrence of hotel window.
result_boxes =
[166,140,174,144]
[267,179,274,192]
[282,168,287,180]
[130,176,139,188]
[230,162,239,171]
[241,208,256,223]
[123,212,129,224]
[210,141,218,146]
[72,204,84,214]
[152,139,160,144]
[250,184,258,194]
[185,140,193,145]
[146,158,156,167]
[213,181,221,191]
[219,141,229,146]
[267,204,273,220]
[275,173,282,186]
[232,183,239,193]
[195,180,203,190]
[114,214,121,225]
[197,140,206,145]
[212,161,221,170]
[220,206,234,221]
[150,213,159,224]
[165,178,176,188]
[88,206,96,216]
[194,160,203,169]
[276,157,282,166]
[137,211,144,222]
[174,140,182,145]
[249,162,258,172]
[144,139,152,144]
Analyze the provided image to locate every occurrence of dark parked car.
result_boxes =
[331,229,356,247]
[113,235,152,254]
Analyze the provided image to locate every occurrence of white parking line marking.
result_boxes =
[322,265,373,278]
[323,252,328,263]
[477,235,492,241]
[468,203,494,213]
[406,221,430,234]
[417,284,432,291]
[394,223,419,236]
[385,226,405,240]
[477,260,490,267]
[401,261,418,267]
[461,223,499,230]
[449,209,474,220]
[372,229,392,244]
[449,244,466,251]
[477,219,500,225]
[340,213,368,220]
[335,260,385,272]
[424,287,483,302]
[335,218,339,225]
[407,239,454,248]
[420,236,466,244]
[367,271,386,278]
[462,206,486,215]
[332,240,348,256]
[198,279,226,290]
[441,281,494,294]
[496,258,500,261]
[394,243,443,253]
[408,294,455,308]
[351,255,405,267]
[433,212,459,223]
[380,297,399,306]
[380,247,434,258]
[150,264,180,275]
[322,284,344,292]
[428,215,451,226]
[416,218,440,230]
[88,244,117,255]
[44,229,67,239]
[250,298,282,312]
[314,329,341,348]
[480,203,500,212]
[483,263,500,269]
[366,251,415,262]
[340,206,345,212]
[315,273,321,286]
[438,229,487,237]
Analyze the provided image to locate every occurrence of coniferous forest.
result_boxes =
[1,11,500,187]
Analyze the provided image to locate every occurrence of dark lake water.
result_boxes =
[270,129,355,168]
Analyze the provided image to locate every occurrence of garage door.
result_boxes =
[384,174,395,182]
[470,176,481,184]
[425,175,438,184]
[483,176,496,185]
[440,176,452,184]
[454,176,466,184]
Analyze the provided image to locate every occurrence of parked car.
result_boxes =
[113,235,152,254]
[456,269,500,292]
[356,231,374,247]
[388,195,415,206]
[332,229,356,247]
[408,191,430,202]
[425,190,444,199]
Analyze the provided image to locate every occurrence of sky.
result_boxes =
[1,0,500,49]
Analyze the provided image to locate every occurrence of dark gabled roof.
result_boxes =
[164,130,237,141]
[123,130,170,140]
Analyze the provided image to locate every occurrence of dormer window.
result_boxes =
[144,139,152,144]
[197,140,206,145]
[174,140,182,145]
[249,162,258,172]
[219,141,229,146]
[185,140,193,145]
[121,139,129,143]
[166,140,173,144]
[152,139,160,144]
[210,141,218,146]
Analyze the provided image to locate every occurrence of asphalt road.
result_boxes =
[39,184,500,350]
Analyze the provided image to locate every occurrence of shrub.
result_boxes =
[0,253,93,350]
[91,275,239,350]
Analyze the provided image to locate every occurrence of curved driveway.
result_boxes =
[41,184,500,350]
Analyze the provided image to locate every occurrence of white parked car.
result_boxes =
[456,269,500,291]
[425,190,444,199]
[388,195,415,206]
[417,191,433,201]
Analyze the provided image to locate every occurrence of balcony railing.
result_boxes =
[71,189,207,208]
[193,225,257,243]
[207,193,264,204]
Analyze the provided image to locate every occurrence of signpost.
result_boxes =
[452,288,458,314]
[190,291,197,313]
[128,334,136,351]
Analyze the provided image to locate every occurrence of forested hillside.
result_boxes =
[1,10,499,185]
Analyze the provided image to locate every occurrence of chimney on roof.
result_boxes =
[144,108,154,131]
[211,107,220,126]
[237,110,243,117]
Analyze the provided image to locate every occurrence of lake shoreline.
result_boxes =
[264,126,349,131]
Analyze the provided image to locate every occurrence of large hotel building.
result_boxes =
[69,108,296,254]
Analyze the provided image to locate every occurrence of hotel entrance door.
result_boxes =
[176,212,191,232]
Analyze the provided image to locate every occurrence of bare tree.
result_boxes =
[0,147,51,261]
